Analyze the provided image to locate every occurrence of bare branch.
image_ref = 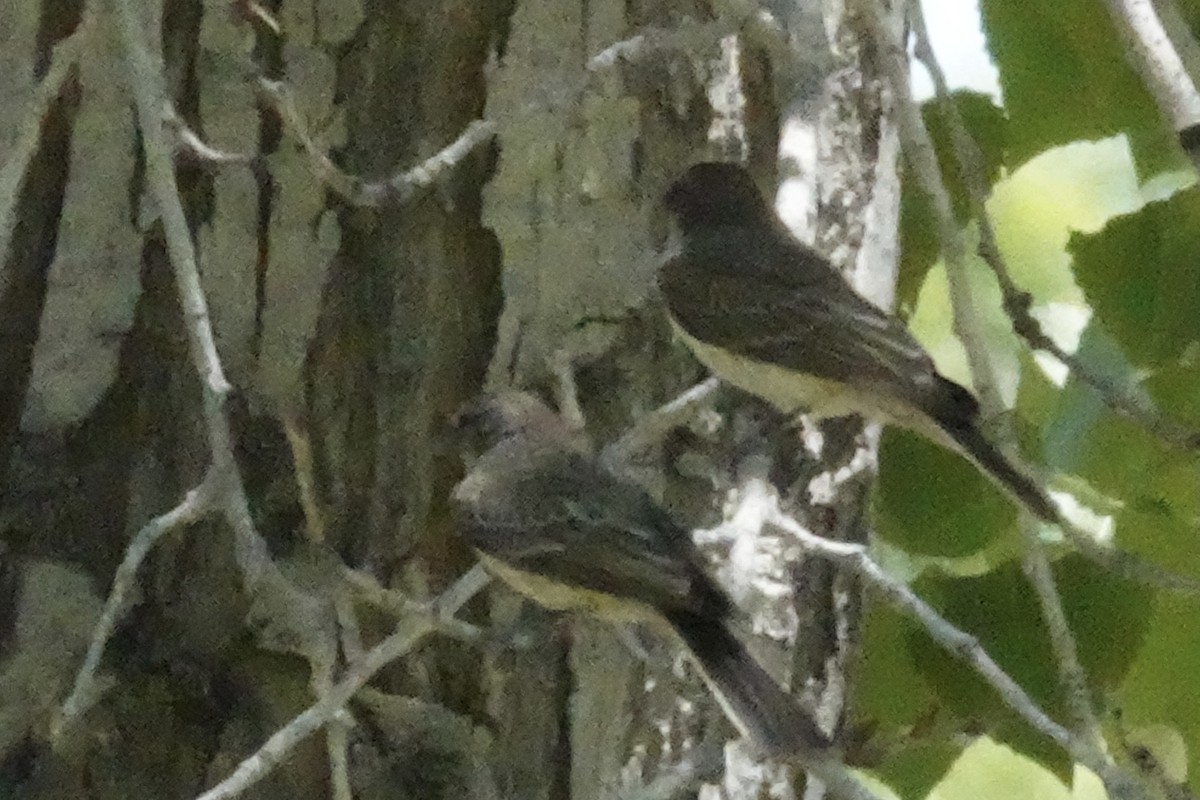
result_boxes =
[855,0,1004,415]
[765,510,1072,748]
[432,563,492,618]
[196,616,433,800]
[549,349,587,433]
[194,566,490,800]
[166,109,258,168]
[1103,0,1200,168]
[326,719,353,800]
[1056,515,1200,595]
[53,477,216,741]
[281,409,327,544]
[763,506,1168,800]
[377,119,497,205]
[601,378,722,470]
[253,78,376,203]
[257,77,497,208]
[1151,0,1200,104]
[908,2,1200,451]
[1019,537,1106,744]
[340,565,485,643]
[254,18,720,211]
[587,21,724,73]
[110,0,330,666]
[859,0,1115,761]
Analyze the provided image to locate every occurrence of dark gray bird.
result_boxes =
[450,390,829,760]
[659,161,1059,523]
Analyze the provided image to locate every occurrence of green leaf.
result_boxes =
[908,558,1152,770]
[1012,352,1059,457]
[897,92,1007,317]
[927,738,1079,800]
[1038,323,1147,478]
[858,600,938,726]
[1118,590,1200,794]
[1053,392,1160,501]
[1070,187,1200,368]
[1143,363,1200,430]
[898,181,940,319]
[1100,367,1200,579]
[873,428,1017,558]
[1173,0,1200,39]
[857,600,959,797]
[927,92,1010,220]
[879,740,962,800]
[980,0,1180,175]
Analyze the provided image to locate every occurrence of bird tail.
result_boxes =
[665,610,830,760]
[941,418,1061,525]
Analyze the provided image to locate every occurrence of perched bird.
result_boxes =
[450,390,829,759]
[659,161,1058,523]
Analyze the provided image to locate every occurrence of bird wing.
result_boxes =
[659,226,959,412]
[460,450,728,617]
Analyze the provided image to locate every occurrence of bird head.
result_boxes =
[449,390,588,458]
[662,161,772,231]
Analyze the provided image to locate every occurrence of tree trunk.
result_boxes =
[0,0,892,798]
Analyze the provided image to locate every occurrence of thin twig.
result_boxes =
[334,591,365,665]
[550,349,587,433]
[195,566,490,800]
[111,0,329,662]
[326,719,353,800]
[764,510,1072,750]
[908,2,1200,451]
[856,0,1004,415]
[255,19,721,211]
[341,565,485,642]
[1151,0,1200,105]
[254,77,377,202]
[766,508,1153,800]
[1019,530,1106,745]
[432,563,492,618]
[195,616,434,800]
[601,378,722,470]
[257,77,497,208]
[53,477,216,741]
[1057,518,1200,595]
[376,119,497,205]
[167,110,258,168]
[865,0,1111,761]
[586,21,724,73]
[281,409,326,544]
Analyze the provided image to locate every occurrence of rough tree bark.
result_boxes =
[0,0,898,798]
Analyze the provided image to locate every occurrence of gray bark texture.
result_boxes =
[0,0,894,798]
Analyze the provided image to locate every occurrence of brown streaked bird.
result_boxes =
[659,161,1059,524]
[450,390,829,760]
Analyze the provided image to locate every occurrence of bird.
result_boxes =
[450,390,830,760]
[658,161,1059,524]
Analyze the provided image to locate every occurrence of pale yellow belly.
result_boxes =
[670,321,950,443]
[672,322,866,419]
[477,553,661,624]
